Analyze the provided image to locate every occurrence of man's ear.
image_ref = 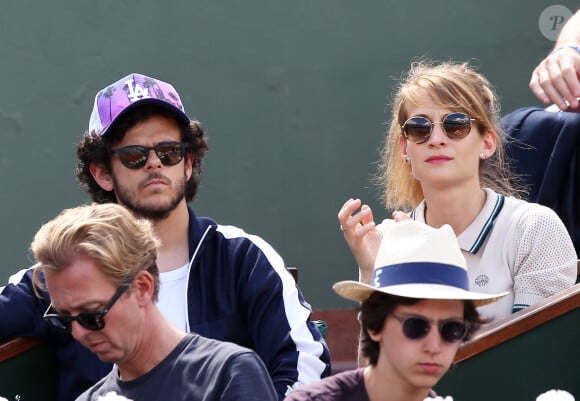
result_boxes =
[133,271,155,306]
[89,162,114,192]
[184,151,194,181]
[367,327,383,343]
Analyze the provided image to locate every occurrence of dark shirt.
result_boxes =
[502,107,580,254]
[283,369,368,401]
[77,334,277,401]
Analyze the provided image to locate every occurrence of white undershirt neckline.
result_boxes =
[157,262,189,331]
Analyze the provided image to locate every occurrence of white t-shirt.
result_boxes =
[157,263,189,331]
[383,188,577,321]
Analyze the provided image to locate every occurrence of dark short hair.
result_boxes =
[360,292,485,366]
[76,104,209,203]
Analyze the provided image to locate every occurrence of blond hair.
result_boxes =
[377,60,522,210]
[31,203,161,301]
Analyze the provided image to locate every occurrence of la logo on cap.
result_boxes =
[125,78,152,103]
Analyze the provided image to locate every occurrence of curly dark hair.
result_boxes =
[76,104,208,203]
[359,292,487,366]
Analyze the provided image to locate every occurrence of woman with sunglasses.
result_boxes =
[338,60,577,322]
[285,220,507,401]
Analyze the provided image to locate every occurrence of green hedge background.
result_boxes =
[0,1,576,308]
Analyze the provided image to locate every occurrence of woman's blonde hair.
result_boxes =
[31,203,161,301]
[377,60,522,210]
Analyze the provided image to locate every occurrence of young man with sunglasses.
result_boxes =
[284,220,507,401]
[0,73,329,401]
[31,203,278,401]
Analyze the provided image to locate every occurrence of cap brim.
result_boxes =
[100,98,190,137]
[333,280,508,307]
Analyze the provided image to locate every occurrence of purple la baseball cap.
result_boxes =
[88,73,190,137]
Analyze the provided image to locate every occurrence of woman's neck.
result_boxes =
[421,184,487,236]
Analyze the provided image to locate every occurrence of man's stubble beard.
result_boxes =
[112,172,187,222]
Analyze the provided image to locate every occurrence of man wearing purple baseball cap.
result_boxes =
[0,73,330,401]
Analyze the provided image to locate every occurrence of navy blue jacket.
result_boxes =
[502,107,580,254]
[0,207,330,400]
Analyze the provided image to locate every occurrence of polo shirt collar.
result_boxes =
[410,188,505,254]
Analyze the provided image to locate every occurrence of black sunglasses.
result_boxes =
[110,142,189,170]
[43,285,129,333]
[390,313,469,343]
[401,113,475,144]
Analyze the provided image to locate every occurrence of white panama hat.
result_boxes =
[333,220,508,306]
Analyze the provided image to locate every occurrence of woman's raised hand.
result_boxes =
[338,198,381,284]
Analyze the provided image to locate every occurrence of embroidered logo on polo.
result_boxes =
[474,274,489,287]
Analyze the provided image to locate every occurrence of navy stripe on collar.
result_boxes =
[372,262,469,290]
[468,194,505,254]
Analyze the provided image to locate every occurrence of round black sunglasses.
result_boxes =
[390,313,469,343]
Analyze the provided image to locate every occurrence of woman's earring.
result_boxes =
[479,153,486,160]
[403,155,410,163]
